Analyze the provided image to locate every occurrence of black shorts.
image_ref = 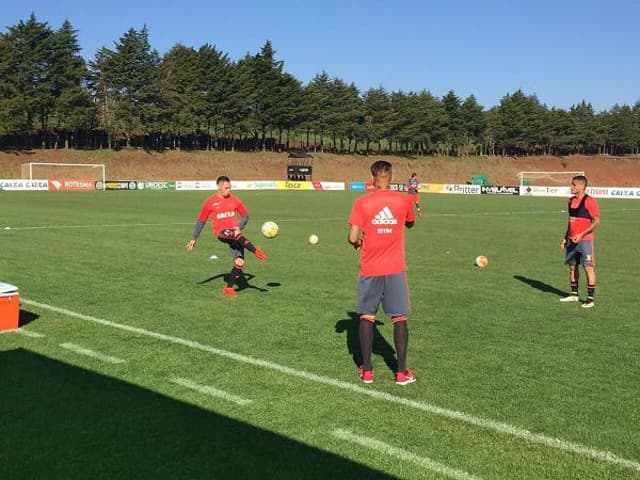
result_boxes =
[217,229,243,258]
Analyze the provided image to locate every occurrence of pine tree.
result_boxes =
[49,20,93,148]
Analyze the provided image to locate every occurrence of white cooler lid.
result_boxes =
[0,282,18,294]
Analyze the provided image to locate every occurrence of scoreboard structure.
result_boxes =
[287,151,313,181]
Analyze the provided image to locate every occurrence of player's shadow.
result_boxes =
[19,310,39,327]
[198,272,268,292]
[335,312,397,373]
[513,275,567,297]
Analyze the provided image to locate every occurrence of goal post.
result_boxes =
[21,163,106,190]
[517,171,585,187]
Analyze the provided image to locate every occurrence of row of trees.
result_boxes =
[1,15,639,155]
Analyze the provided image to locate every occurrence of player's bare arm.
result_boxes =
[560,226,569,249]
[348,224,363,250]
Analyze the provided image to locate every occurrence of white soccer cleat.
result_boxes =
[559,295,580,302]
[581,300,595,309]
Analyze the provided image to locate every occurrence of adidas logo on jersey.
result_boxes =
[372,206,398,225]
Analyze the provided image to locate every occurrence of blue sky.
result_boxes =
[3,0,639,111]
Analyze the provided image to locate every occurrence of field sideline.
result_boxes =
[1,191,639,479]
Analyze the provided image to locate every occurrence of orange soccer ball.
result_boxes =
[475,255,489,268]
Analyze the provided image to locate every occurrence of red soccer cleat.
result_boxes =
[359,365,374,384]
[395,368,417,386]
[255,247,267,261]
[222,286,237,297]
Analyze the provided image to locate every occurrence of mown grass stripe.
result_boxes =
[332,428,481,480]
[23,298,640,473]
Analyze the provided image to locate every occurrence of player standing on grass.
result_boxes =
[186,176,266,298]
[406,172,422,215]
[348,160,417,385]
[559,175,600,308]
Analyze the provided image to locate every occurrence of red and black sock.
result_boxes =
[570,269,579,295]
[238,235,257,254]
[570,281,578,296]
[227,266,242,288]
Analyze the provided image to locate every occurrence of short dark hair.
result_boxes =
[572,175,588,186]
[371,160,392,178]
[217,175,231,184]
[411,172,417,177]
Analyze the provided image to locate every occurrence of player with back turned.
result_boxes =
[186,176,266,298]
[348,160,417,385]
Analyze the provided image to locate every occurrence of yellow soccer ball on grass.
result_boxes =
[474,255,489,268]
[261,221,279,239]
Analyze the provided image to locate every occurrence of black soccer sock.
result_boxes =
[238,235,257,254]
[359,320,373,371]
[587,284,595,300]
[570,281,578,296]
[570,269,579,295]
[393,320,409,373]
[227,266,242,287]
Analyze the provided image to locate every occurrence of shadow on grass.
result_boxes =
[19,309,39,327]
[335,312,397,373]
[198,272,268,292]
[513,275,567,297]
[0,349,393,479]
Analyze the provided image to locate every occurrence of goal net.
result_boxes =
[517,171,585,187]
[21,163,106,190]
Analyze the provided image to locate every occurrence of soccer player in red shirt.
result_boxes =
[405,172,422,215]
[186,176,266,297]
[559,175,600,308]
[348,160,417,385]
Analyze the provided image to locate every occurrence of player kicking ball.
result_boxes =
[186,175,266,297]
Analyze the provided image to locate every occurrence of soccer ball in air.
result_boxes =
[308,234,319,245]
[260,221,279,239]
[475,255,489,268]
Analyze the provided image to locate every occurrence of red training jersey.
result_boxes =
[348,189,415,276]
[568,195,599,240]
[198,193,248,236]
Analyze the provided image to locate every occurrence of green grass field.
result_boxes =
[1,190,639,479]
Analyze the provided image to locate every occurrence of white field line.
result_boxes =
[15,328,45,338]
[171,377,252,406]
[2,222,192,231]
[59,342,126,364]
[332,428,480,480]
[22,298,640,473]
[3,208,639,232]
